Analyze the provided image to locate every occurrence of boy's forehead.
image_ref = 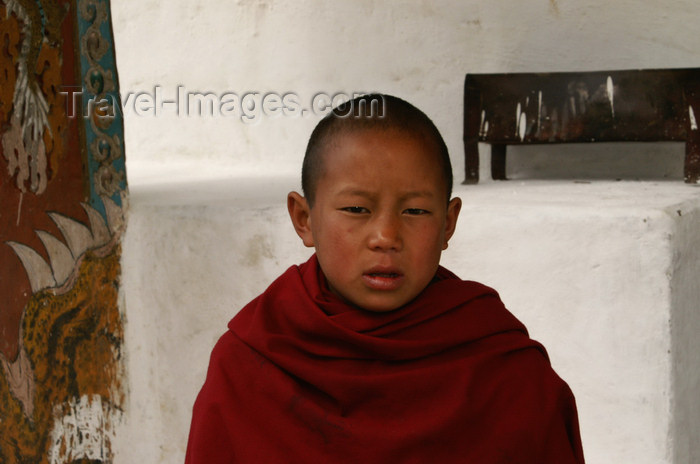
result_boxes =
[317,127,447,190]
[322,127,441,169]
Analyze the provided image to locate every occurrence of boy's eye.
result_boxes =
[341,206,369,214]
[404,208,429,215]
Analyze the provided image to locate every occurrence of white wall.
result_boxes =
[111,0,700,186]
[111,1,700,462]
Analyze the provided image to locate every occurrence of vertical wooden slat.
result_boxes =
[491,144,507,180]
[463,76,481,184]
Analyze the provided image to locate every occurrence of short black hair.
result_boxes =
[301,94,453,207]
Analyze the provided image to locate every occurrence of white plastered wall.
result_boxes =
[111,1,700,463]
[112,0,700,185]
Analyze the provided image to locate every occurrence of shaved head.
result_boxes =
[302,94,453,207]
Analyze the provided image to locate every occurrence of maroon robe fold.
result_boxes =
[186,254,584,463]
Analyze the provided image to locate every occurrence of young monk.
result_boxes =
[185,94,585,463]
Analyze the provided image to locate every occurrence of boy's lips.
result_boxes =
[362,266,404,291]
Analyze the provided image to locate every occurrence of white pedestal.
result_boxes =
[116,178,700,464]
[443,181,700,464]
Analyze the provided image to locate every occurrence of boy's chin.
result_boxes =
[345,293,417,313]
[326,279,426,313]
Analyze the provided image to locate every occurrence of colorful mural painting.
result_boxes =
[0,0,126,462]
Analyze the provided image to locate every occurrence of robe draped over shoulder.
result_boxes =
[186,254,585,463]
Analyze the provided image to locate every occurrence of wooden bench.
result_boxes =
[463,68,700,183]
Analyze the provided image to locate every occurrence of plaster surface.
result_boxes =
[116,178,700,464]
[108,0,700,461]
[110,0,700,188]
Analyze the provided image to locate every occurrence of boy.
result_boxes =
[185,94,585,463]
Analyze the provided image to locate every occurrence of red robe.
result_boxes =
[186,255,584,463]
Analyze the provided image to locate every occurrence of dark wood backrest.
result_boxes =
[463,68,700,183]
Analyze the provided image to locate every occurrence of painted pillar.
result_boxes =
[0,0,127,461]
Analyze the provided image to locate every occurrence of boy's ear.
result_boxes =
[442,197,462,250]
[287,192,315,247]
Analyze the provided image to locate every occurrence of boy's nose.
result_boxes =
[367,214,402,251]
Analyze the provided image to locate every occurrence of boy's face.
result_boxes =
[288,128,461,312]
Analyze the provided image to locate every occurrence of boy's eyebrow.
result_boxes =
[336,187,435,200]
[398,190,436,200]
[336,187,374,198]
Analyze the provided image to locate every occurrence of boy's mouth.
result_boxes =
[367,272,400,278]
[362,268,404,291]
